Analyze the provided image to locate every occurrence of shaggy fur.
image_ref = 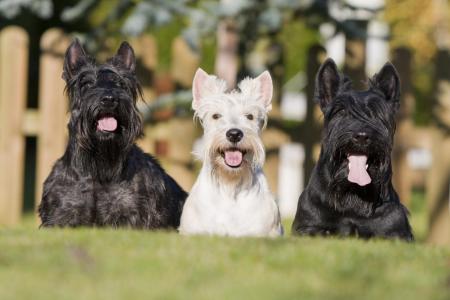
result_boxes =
[38,40,187,228]
[179,69,283,237]
[292,58,413,241]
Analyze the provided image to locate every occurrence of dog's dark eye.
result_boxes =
[80,81,93,91]
[334,109,346,117]
[79,77,91,87]
[212,113,221,120]
[246,114,254,120]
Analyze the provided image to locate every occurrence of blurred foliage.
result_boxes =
[0,0,53,19]
[385,0,438,63]
[412,64,434,125]
[384,0,449,124]
[198,34,217,73]
[0,0,444,124]
[0,0,369,75]
[279,20,319,82]
[148,19,184,71]
[84,0,321,78]
[121,0,188,36]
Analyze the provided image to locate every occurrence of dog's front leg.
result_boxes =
[292,192,337,236]
[39,166,96,228]
[39,191,95,228]
[354,202,414,241]
[293,225,335,237]
[336,219,359,237]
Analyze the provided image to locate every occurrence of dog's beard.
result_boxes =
[209,147,254,188]
[78,100,141,145]
[324,137,392,217]
[204,133,265,189]
[71,101,143,182]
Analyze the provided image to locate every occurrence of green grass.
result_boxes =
[0,225,449,299]
[409,189,429,242]
[0,191,448,300]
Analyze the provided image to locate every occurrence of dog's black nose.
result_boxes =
[101,95,118,108]
[352,132,370,144]
[226,128,243,143]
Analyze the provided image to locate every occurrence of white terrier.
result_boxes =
[179,68,283,237]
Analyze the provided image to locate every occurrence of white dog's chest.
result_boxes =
[179,180,281,237]
[205,195,265,229]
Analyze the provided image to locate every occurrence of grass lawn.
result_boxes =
[0,192,448,300]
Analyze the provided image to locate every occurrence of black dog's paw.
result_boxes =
[293,225,334,237]
[337,221,358,237]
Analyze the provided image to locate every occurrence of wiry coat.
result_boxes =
[292,59,413,241]
[38,40,186,228]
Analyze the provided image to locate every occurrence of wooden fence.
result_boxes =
[0,27,69,225]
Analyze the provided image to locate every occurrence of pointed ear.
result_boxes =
[315,58,341,111]
[192,68,228,111]
[115,42,136,71]
[372,62,400,104]
[63,39,87,81]
[192,68,209,110]
[255,71,273,111]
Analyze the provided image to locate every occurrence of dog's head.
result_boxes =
[191,68,272,182]
[62,39,143,151]
[315,58,400,192]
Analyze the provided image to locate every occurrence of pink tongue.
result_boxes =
[224,150,243,167]
[348,155,371,186]
[97,117,117,132]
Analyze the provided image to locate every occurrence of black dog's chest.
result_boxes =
[93,182,143,227]
[332,190,378,217]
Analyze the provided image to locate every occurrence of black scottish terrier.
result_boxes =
[38,40,187,228]
[292,58,413,241]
